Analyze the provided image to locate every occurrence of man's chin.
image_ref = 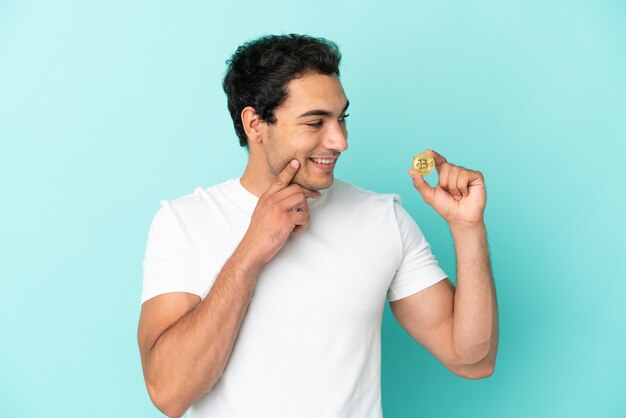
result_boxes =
[294,175,334,192]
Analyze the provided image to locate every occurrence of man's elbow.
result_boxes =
[147,381,189,418]
[451,339,497,379]
[451,360,495,380]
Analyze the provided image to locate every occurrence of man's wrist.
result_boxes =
[448,220,487,237]
[232,241,266,275]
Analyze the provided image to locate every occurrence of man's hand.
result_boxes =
[240,159,321,265]
[408,149,486,226]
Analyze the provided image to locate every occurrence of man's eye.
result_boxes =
[307,121,323,128]
[339,113,350,123]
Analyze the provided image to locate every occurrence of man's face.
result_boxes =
[262,72,349,192]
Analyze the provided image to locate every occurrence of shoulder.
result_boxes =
[330,178,403,207]
[153,179,235,222]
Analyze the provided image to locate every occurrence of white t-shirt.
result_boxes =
[142,178,448,418]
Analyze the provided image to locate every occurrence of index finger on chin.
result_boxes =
[266,159,300,194]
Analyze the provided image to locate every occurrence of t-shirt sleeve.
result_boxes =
[387,195,448,302]
[141,201,204,305]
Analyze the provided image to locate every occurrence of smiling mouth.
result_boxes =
[308,157,336,171]
[309,157,336,164]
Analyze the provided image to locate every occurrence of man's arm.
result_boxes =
[137,159,320,417]
[390,221,497,379]
[137,249,262,418]
[394,149,498,379]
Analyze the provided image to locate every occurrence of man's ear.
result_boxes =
[241,106,265,145]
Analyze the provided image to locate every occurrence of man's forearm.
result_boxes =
[145,246,263,416]
[449,221,498,367]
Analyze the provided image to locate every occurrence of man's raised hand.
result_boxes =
[408,149,486,226]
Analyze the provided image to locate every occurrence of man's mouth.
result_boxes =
[308,157,337,171]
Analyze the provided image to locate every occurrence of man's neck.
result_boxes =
[239,158,275,198]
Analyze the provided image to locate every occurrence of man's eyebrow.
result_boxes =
[297,100,350,118]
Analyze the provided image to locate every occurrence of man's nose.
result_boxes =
[324,122,348,152]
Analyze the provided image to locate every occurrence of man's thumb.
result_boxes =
[408,169,435,204]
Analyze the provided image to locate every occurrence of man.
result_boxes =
[138,34,498,418]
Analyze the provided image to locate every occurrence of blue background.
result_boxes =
[1,1,625,417]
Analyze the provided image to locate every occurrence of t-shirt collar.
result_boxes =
[234,177,331,211]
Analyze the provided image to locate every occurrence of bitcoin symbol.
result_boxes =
[412,152,435,175]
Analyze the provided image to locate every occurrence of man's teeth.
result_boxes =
[311,158,334,164]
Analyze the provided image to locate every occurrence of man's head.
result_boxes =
[223,34,349,191]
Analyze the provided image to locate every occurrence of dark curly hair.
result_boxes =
[222,34,342,148]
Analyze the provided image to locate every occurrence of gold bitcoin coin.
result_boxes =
[412,152,435,175]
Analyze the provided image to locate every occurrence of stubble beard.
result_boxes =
[265,128,333,192]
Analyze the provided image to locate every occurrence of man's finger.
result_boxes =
[448,166,462,199]
[289,210,311,230]
[408,169,435,205]
[458,169,470,197]
[279,191,312,212]
[274,184,321,203]
[425,149,447,172]
[290,210,311,233]
[438,160,451,192]
[265,159,300,194]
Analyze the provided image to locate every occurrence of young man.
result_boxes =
[138,34,498,418]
